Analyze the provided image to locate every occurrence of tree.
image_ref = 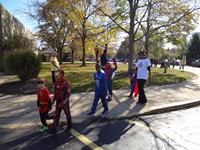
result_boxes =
[116,37,129,59]
[25,0,73,64]
[187,32,200,64]
[89,0,200,70]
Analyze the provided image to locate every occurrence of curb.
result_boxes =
[71,98,200,123]
[140,98,200,116]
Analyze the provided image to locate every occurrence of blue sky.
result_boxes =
[0,0,42,32]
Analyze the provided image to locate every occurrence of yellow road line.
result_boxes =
[70,129,103,150]
[0,122,103,150]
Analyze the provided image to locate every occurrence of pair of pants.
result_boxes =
[91,92,108,113]
[40,111,54,127]
[137,79,147,103]
[52,71,56,83]
[107,80,112,97]
[53,100,72,128]
[130,79,137,95]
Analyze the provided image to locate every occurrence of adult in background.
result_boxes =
[50,51,60,83]
[100,50,108,70]
[136,50,151,104]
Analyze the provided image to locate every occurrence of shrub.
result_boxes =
[3,50,41,81]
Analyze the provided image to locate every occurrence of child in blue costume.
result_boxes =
[87,63,109,115]
[104,58,117,101]
[128,63,137,98]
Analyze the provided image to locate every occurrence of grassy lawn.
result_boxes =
[39,62,194,93]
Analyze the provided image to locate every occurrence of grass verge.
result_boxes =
[38,62,194,93]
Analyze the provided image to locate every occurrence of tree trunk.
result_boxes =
[95,45,99,63]
[144,1,152,56]
[128,0,135,71]
[71,48,74,64]
[81,36,86,66]
[81,23,86,67]
[104,43,108,51]
[58,48,63,64]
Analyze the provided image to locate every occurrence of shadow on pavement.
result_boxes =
[0,127,74,150]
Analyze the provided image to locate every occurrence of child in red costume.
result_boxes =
[104,58,117,102]
[128,64,138,98]
[48,69,72,133]
[36,78,53,132]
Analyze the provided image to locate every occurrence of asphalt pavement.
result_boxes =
[0,66,200,127]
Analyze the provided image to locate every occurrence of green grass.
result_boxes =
[39,62,194,93]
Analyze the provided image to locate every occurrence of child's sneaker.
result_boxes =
[106,97,112,102]
[39,126,48,133]
[87,112,95,116]
[101,109,109,115]
[128,94,133,98]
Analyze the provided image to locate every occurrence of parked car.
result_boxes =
[191,59,200,67]
[169,59,180,66]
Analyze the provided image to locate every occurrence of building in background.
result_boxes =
[0,3,35,62]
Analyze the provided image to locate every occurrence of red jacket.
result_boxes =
[54,79,71,103]
[37,88,51,113]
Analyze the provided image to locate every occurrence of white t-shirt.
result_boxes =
[136,58,151,80]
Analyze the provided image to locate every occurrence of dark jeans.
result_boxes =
[91,92,108,113]
[52,71,56,83]
[53,100,72,128]
[40,111,54,127]
[130,78,137,95]
[137,79,147,103]
[107,79,112,97]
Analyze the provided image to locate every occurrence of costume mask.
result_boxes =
[55,70,63,82]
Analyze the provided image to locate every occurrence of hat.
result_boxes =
[138,50,145,55]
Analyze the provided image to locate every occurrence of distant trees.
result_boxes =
[187,32,200,64]
[92,0,200,70]
[24,0,200,69]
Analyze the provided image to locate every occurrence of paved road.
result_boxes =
[1,66,200,150]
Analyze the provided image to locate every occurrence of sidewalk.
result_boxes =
[1,66,200,126]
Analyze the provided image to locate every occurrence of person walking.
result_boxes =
[50,51,60,83]
[36,78,54,132]
[136,50,151,104]
[87,63,109,116]
[128,63,138,98]
[104,58,117,102]
[48,69,72,133]
[100,50,108,70]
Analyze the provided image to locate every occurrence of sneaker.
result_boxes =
[128,94,133,98]
[87,112,95,116]
[48,127,57,134]
[106,98,112,102]
[136,102,147,105]
[101,109,109,115]
[65,124,72,132]
[39,126,48,133]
